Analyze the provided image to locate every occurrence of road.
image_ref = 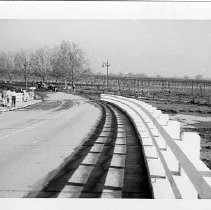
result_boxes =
[0,92,100,197]
[34,102,153,198]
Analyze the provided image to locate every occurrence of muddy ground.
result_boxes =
[140,97,211,170]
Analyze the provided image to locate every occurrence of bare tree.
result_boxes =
[196,74,203,80]
[0,51,15,83]
[14,50,33,89]
[51,40,90,84]
[136,73,147,78]
[32,47,52,83]
[50,41,72,83]
[125,72,135,77]
[0,40,91,86]
[118,72,124,77]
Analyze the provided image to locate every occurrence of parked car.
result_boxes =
[37,82,48,89]
[48,84,57,92]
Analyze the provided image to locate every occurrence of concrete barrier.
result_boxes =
[101,94,211,199]
[165,120,181,140]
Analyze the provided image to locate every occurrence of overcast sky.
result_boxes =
[0,20,211,78]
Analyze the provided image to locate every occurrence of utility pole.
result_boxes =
[72,64,75,93]
[118,77,121,95]
[70,55,75,93]
[102,60,111,93]
[23,60,31,90]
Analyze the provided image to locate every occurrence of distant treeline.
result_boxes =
[0,39,206,85]
[0,40,91,85]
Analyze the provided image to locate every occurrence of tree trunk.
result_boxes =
[7,72,12,84]
[25,77,27,90]
[42,75,45,83]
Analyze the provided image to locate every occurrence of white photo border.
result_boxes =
[1,1,211,210]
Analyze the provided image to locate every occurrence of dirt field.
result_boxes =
[140,97,211,169]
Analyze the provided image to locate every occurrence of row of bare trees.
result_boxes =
[0,40,91,88]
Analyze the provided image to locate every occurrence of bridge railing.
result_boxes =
[101,94,211,199]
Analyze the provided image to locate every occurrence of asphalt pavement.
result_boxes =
[0,92,100,197]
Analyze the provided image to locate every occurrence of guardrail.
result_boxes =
[101,94,211,199]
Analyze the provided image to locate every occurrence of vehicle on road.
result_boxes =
[37,82,48,89]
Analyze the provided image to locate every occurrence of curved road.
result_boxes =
[0,92,152,198]
[35,102,153,198]
[0,92,100,198]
